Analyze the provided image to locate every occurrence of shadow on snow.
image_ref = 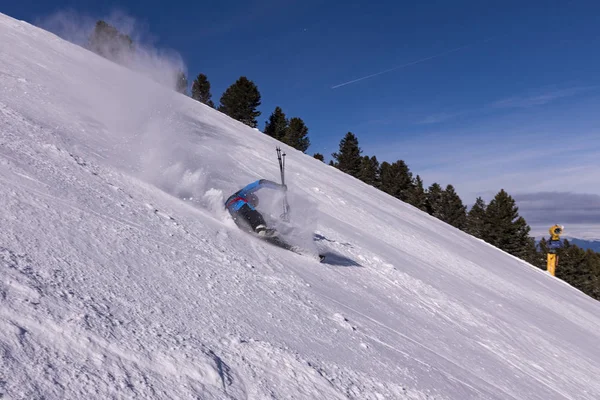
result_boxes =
[312,233,361,267]
[319,251,362,267]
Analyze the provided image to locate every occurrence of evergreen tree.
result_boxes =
[538,237,548,254]
[175,70,188,94]
[88,20,134,62]
[358,156,379,186]
[313,153,324,162]
[542,239,600,300]
[264,107,288,140]
[555,240,596,296]
[407,175,428,212]
[378,160,413,201]
[521,236,541,266]
[483,189,533,259]
[581,250,600,300]
[191,73,214,107]
[439,185,467,229]
[377,162,390,191]
[331,132,362,177]
[218,76,262,128]
[425,183,444,218]
[283,117,310,152]
[535,238,550,269]
[466,197,487,239]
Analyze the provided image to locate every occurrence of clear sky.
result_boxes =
[2,0,600,237]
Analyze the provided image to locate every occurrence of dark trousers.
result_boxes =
[230,204,266,232]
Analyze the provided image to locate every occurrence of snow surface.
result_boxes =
[1,12,600,400]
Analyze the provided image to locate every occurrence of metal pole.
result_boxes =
[276,147,289,221]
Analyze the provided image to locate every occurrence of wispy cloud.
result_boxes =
[331,36,498,89]
[368,127,600,195]
[515,192,600,224]
[515,192,600,239]
[491,86,599,109]
[415,85,600,125]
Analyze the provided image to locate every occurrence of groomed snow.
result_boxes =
[1,13,600,399]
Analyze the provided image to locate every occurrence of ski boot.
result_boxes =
[255,225,278,238]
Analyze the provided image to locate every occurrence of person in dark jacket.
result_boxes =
[224,179,287,237]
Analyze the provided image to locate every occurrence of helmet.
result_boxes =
[247,193,259,208]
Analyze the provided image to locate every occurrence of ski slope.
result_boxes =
[1,12,600,400]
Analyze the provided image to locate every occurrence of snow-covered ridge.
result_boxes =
[1,12,600,399]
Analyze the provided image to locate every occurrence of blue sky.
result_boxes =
[2,0,600,237]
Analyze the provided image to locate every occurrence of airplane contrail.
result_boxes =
[331,37,497,89]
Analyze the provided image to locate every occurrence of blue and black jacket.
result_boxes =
[224,179,285,212]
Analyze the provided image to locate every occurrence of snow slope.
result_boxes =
[1,12,600,400]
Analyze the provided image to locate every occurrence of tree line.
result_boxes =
[89,20,600,301]
[326,131,600,301]
[186,74,311,152]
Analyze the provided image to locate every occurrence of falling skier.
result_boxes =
[222,148,325,261]
[224,179,288,237]
[224,179,323,261]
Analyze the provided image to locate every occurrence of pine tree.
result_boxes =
[521,236,541,266]
[331,132,362,177]
[191,73,214,107]
[406,175,428,212]
[538,237,548,254]
[358,156,379,186]
[537,237,600,300]
[581,250,600,300]
[466,197,487,239]
[426,183,444,218]
[313,153,324,162]
[88,20,134,63]
[283,117,310,152]
[377,162,391,192]
[264,107,288,140]
[483,189,533,259]
[555,240,594,295]
[218,76,262,128]
[439,185,467,229]
[175,71,188,94]
[535,238,550,269]
[378,160,413,201]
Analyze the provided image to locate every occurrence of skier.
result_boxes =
[224,179,288,237]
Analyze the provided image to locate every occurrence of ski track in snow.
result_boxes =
[1,12,600,400]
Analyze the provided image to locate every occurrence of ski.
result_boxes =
[258,234,325,262]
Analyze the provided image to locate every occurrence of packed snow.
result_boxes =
[1,12,600,399]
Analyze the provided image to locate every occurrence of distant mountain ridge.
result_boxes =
[535,237,600,252]
[567,238,600,252]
